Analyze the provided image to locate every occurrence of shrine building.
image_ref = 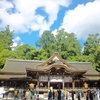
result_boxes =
[0,52,100,91]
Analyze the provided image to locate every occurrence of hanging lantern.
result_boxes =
[29,83,35,89]
[83,82,88,89]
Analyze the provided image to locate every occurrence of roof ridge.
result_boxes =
[68,62,91,63]
[7,59,44,62]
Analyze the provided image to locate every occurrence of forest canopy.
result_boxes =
[0,26,100,72]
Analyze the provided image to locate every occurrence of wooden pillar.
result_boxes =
[36,72,39,88]
[48,76,50,89]
[72,80,75,90]
[62,79,64,89]
[72,73,76,90]
[62,75,64,89]
[48,72,50,90]
[36,72,39,94]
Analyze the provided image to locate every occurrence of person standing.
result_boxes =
[61,90,64,100]
[48,89,52,100]
[36,94,40,100]
[86,90,90,100]
[25,88,32,100]
[66,90,69,100]
[53,90,55,99]
[57,89,61,100]
[76,91,81,100]
[14,89,18,100]
[71,90,74,100]
[96,88,100,100]
[89,90,93,100]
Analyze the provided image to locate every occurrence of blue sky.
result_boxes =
[0,0,100,48]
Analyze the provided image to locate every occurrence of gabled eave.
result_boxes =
[36,52,79,70]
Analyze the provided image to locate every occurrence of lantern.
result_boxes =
[29,83,35,89]
[84,82,88,89]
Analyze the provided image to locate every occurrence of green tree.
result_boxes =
[15,44,48,60]
[36,29,81,59]
[0,25,15,69]
[36,30,55,57]
[93,46,100,72]
[15,44,36,59]
[83,33,100,55]
[54,29,81,60]
[0,49,16,68]
[33,49,48,60]
[0,25,13,52]
[83,33,100,71]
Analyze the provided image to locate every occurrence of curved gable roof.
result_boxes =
[36,52,79,70]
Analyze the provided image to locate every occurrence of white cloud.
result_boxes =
[0,0,71,34]
[14,36,20,42]
[11,36,23,49]
[60,0,100,40]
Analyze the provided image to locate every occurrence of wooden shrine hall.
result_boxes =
[0,52,100,91]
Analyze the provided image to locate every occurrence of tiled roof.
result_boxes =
[1,59,44,73]
[0,52,99,80]
[69,62,99,75]
[0,59,99,75]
